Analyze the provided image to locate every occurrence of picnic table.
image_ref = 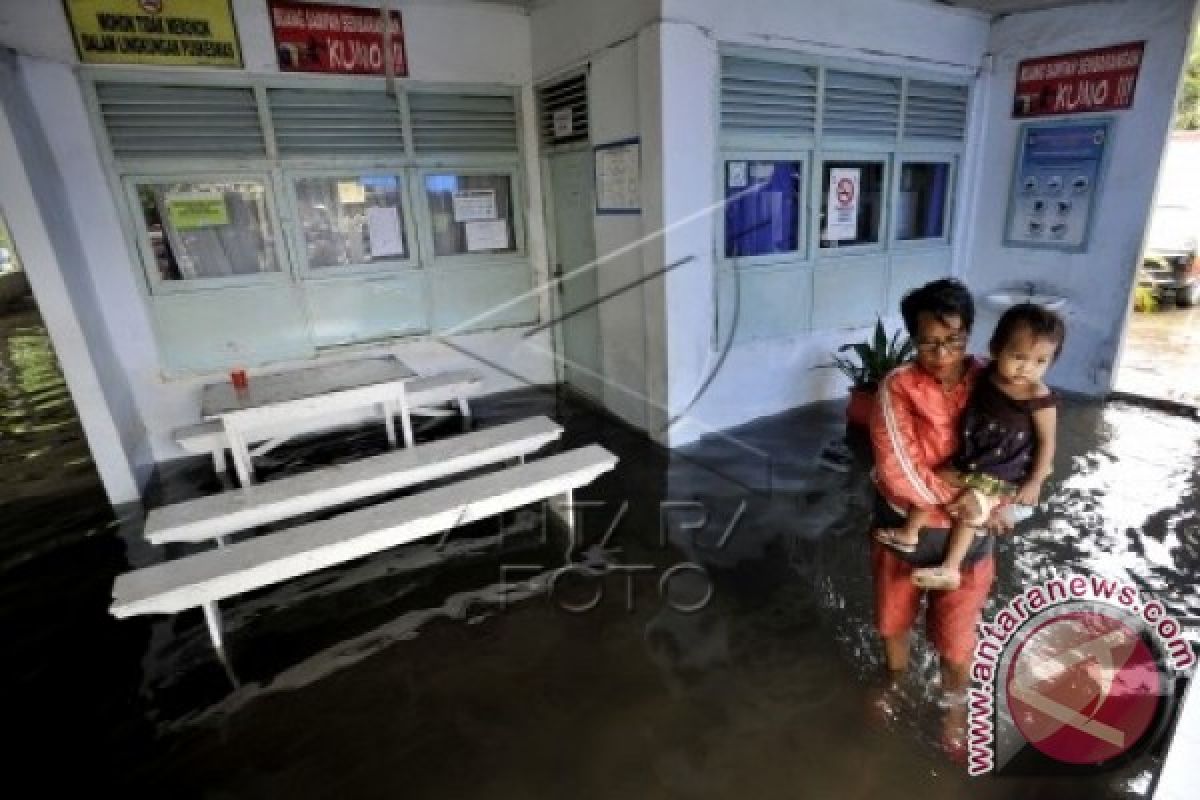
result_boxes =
[203,356,418,487]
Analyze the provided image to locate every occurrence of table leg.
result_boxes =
[224,424,255,487]
[398,389,415,449]
[382,399,398,448]
[201,601,225,654]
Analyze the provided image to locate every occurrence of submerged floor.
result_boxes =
[4,353,1200,796]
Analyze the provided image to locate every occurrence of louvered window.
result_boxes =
[538,73,588,147]
[96,83,266,159]
[822,70,901,140]
[267,89,405,157]
[408,92,519,154]
[720,56,817,138]
[904,80,968,142]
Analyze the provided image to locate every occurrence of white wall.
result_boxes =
[651,0,990,445]
[531,0,668,436]
[0,0,556,473]
[0,49,143,506]
[964,0,1199,396]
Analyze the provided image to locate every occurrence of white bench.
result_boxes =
[145,416,563,547]
[175,369,482,476]
[112,445,617,654]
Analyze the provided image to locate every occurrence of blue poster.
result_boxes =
[1006,120,1110,251]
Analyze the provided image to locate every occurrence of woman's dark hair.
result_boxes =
[989,303,1067,360]
[900,278,975,337]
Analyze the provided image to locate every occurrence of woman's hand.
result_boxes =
[984,505,1015,534]
[1014,479,1043,507]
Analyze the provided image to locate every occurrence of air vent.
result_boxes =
[822,70,901,139]
[904,80,968,141]
[407,92,519,154]
[720,56,817,137]
[96,83,266,159]
[267,88,405,157]
[537,72,588,147]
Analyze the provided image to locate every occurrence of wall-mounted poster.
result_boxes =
[1013,41,1143,118]
[64,0,241,67]
[268,0,407,75]
[595,138,641,215]
[1004,119,1111,252]
[825,168,860,242]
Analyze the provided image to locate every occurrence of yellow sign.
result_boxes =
[166,193,229,229]
[65,0,242,67]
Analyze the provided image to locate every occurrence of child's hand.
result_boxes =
[1015,480,1043,507]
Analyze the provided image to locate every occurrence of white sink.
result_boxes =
[983,292,1068,313]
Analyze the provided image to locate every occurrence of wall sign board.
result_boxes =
[1004,119,1111,252]
[1014,41,1143,118]
[65,0,242,67]
[268,0,407,76]
[594,138,641,215]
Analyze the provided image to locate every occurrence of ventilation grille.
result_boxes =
[537,73,588,146]
[407,92,519,154]
[267,89,404,157]
[720,56,817,137]
[904,80,968,141]
[822,70,901,139]
[96,83,265,159]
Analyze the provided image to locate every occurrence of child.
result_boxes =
[874,302,1064,590]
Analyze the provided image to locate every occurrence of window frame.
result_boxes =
[717,149,809,270]
[412,163,528,269]
[123,171,291,295]
[889,155,957,250]
[813,152,891,258]
[281,165,423,279]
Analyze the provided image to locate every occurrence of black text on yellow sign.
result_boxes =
[65,0,242,67]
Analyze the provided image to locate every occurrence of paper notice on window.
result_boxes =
[728,161,748,189]
[166,193,229,230]
[366,206,405,257]
[464,219,509,252]
[826,168,860,241]
[337,181,366,204]
[452,189,497,222]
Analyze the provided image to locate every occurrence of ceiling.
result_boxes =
[934,0,1113,14]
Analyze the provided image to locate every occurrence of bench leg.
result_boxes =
[201,601,225,654]
[215,535,229,549]
[211,448,226,476]
[456,396,472,431]
[381,399,398,448]
[552,488,577,552]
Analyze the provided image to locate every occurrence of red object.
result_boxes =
[1014,41,1144,118]
[846,388,876,428]
[268,1,408,76]
[231,369,248,390]
[872,542,996,665]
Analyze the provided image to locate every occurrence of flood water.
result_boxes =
[3,315,1199,797]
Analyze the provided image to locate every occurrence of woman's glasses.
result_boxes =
[914,335,968,354]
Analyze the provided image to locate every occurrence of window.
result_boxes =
[896,162,951,241]
[135,180,280,282]
[819,160,886,249]
[424,173,517,256]
[293,174,411,269]
[724,160,802,258]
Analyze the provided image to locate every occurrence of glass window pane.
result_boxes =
[294,175,409,268]
[896,163,950,241]
[724,160,801,258]
[819,161,885,249]
[136,181,279,282]
[424,174,516,257]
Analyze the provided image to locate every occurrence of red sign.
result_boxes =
[268,1,407,76]
[1014,41,1143,118]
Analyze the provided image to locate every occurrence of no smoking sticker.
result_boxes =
[826,168,861,241]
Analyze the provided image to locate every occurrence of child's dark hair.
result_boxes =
[900,278,975,337]
[989,303,1067,360]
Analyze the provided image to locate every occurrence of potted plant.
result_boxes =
[822,318,914,429]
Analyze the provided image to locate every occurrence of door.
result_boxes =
[548,150,603,400]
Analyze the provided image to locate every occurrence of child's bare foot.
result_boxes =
[911,565,961,591]
[873,528,918,554]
